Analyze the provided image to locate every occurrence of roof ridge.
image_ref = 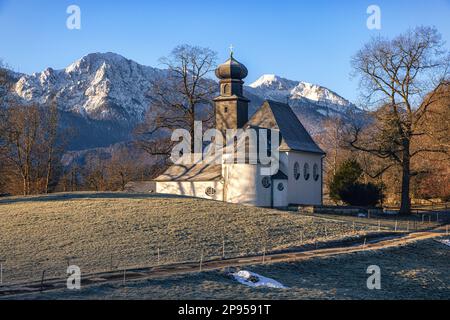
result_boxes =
[246,100,325,155]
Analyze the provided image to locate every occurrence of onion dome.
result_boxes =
[215,53,248,80]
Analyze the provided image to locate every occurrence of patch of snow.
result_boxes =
[383,209,399,215]
[11,52,165,122]
[5,55,361,127]
[249,74,296,90]
[438,239,450,247]
[316,109,329,116]
[232,270,287,289]
[247,74,355,115]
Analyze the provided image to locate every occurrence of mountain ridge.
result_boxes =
[247,74,353,112]
[1,52,360,150]
[8,52,356,119]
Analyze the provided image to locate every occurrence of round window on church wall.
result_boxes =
[277,183,284,191]
[304,163,310,181]
[294,162,300,180]
[313,164,320,181]
[205,187,216,197]
[262,177,271,189]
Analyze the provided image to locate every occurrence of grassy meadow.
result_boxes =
[9,239,450,300]
[0,192,378,284]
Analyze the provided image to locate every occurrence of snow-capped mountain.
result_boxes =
[2,52,359,150]
[10,53,356,122]
[247,74,354,116]
[13,52,165,122]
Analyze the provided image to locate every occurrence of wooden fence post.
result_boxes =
[199,249,203,272]
[40,270,46,292]
[262,246,266,264]
[0,260,5,286]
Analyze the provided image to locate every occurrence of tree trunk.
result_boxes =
[120,172,126,191]
[22,176,27,196]
[45,155,52,194]
[399,141,411,215]
[190,125,195,153]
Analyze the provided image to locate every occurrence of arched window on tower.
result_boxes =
[222,83,231,95]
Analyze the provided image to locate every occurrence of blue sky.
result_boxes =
[1,0,449,102]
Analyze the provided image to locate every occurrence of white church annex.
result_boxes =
[154,53,325,208]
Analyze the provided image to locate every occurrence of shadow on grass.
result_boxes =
[0,192,195,205]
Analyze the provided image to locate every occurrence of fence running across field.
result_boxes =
[0,208,447,288]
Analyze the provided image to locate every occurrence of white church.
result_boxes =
[154,53,325,208]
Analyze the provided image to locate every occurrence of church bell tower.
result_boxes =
[214,51,249,135]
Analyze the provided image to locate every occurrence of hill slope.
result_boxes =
[0,192,374,284]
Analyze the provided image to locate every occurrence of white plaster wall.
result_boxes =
[278,152,289,175]
[273,179,288,208]
[156,181,224,201]
[286,152,323,205]
[223,164,272,207]
[155,151,322,207]
[255,165,274,207]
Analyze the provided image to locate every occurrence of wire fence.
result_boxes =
[0,209,448,288]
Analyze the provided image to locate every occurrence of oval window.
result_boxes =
[304,163,310,181]
[293,162,300,180]
[277,183,284,191]
[262,177,271,189]
[313,163,320,181]
[205,187,216,197]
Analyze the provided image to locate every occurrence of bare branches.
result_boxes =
[350,26,450,214]
[135,45,217,156]
[0,98,66,195]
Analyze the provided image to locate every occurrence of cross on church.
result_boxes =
[153,52,324,209]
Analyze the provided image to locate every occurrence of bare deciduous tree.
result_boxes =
[412,83,450,200]
[349,26,449,214]
[135,45,217,158]
[0,103,41,195]
[106,148,137,191]
[83,157,107,192]
[43,97,60,193]
[315,116,349,177]
[0,97,65,195]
